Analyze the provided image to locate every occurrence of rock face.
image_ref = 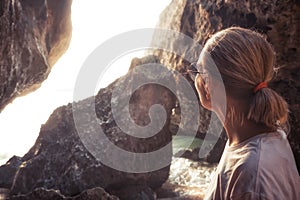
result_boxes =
[10,187,119,200]
[152,0,300,169]
[5,56,176,199]
[0,0,72,112]
[1,0,299,199]
[0,156,22,188]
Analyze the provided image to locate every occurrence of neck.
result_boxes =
[224,118,275,146]
[212,98,276,146]
[218,99,276,146]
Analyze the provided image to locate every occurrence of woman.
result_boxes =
[189,27,300,199]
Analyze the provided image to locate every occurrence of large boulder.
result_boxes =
[4,56,176,199]
[151,0,300,168]
[0,0,72,112]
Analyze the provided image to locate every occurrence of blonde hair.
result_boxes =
[203,27,288,130]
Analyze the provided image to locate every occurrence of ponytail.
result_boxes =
[247,87,289,130]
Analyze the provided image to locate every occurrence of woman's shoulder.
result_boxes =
[226,130,300,199]
[227,130,294,170]
[226,129,288,154]
[222,129,295,181]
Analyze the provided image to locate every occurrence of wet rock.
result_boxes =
[10,188,67,200]
[10,187,119,200]
[152,0,300,169]
[7,56,176,199]
[0,0,72,112]
[71,187,119,200]
[109,185,156,200]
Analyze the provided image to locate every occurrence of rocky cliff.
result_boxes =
[152,0,300,170]
[0,0,72,112]
[0,0,299,200]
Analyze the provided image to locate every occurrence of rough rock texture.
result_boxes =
[3,56,175,199]
[151,0,300,169]
[10,187,119,200]
[0,156,22,188]
[0,0,72,112]
[109,185,156,200]
[1,1,299,199]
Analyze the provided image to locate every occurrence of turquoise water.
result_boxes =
[172,135,203,155]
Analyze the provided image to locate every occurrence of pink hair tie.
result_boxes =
[253,82,268,93]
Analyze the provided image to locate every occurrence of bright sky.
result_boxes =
[0,0,171,164]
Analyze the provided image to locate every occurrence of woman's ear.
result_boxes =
[195,75,212,110]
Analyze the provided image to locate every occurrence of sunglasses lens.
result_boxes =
[189,63,198,71]
[186,62,208,82]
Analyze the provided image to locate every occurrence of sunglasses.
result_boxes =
[185,62,208,82]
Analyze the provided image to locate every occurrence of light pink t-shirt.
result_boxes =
[204,130,300,200]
